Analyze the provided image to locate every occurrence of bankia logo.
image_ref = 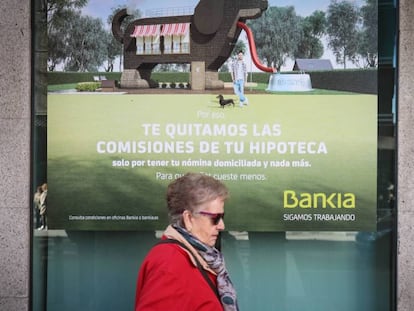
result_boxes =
[283,190,356,209]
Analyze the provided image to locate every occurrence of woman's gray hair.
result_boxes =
[166,172,229,226]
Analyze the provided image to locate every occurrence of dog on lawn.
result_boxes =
[216,94,235,108]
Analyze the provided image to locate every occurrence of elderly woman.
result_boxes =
[135,172,238,311]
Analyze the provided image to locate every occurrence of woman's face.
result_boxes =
[189,197,225,247]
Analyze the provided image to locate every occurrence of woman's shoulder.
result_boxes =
[144,241,192,269]
[142,244,193,275]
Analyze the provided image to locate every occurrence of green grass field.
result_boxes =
[48,93,377,231]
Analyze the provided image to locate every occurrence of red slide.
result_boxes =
[237,21,276,73]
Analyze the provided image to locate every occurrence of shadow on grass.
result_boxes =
[48,157,168,230]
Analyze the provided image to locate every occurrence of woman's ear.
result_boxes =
[193,0,224,35]
[182,210,193,231]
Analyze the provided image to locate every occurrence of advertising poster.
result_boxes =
[47,0,378,231]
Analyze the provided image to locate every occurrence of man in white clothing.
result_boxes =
[231,50,249,107]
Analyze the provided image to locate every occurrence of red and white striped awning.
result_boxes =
[130,24,160,37]
[160,23,190,36]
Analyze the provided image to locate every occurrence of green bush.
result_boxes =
[76,82,101,92]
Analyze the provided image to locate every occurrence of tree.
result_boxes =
[153,64,190,72]
[358,0,378,67]
[105,34,119,72]
[220,40,247,72]
[232,40,247,56]
[326,0,360,69]
[247,6,302,71]
[47,0,87,26]
[48,23,69,71]
[64,14,108,72]
[107,6,141,71]
[47,0,88,71]
[295,10,326,59]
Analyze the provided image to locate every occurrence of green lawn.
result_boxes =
[48,83,78,91]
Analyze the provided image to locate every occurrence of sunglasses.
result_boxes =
[196,211,225,225]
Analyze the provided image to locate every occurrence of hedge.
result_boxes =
[48,69,377,94]
[48,72,121,85]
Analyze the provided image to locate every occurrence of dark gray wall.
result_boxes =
[397,0,414,310]
[0,0,31,310]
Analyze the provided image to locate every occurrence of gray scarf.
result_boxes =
[174,225,239,311]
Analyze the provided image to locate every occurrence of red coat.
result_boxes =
[135,241,223,311]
